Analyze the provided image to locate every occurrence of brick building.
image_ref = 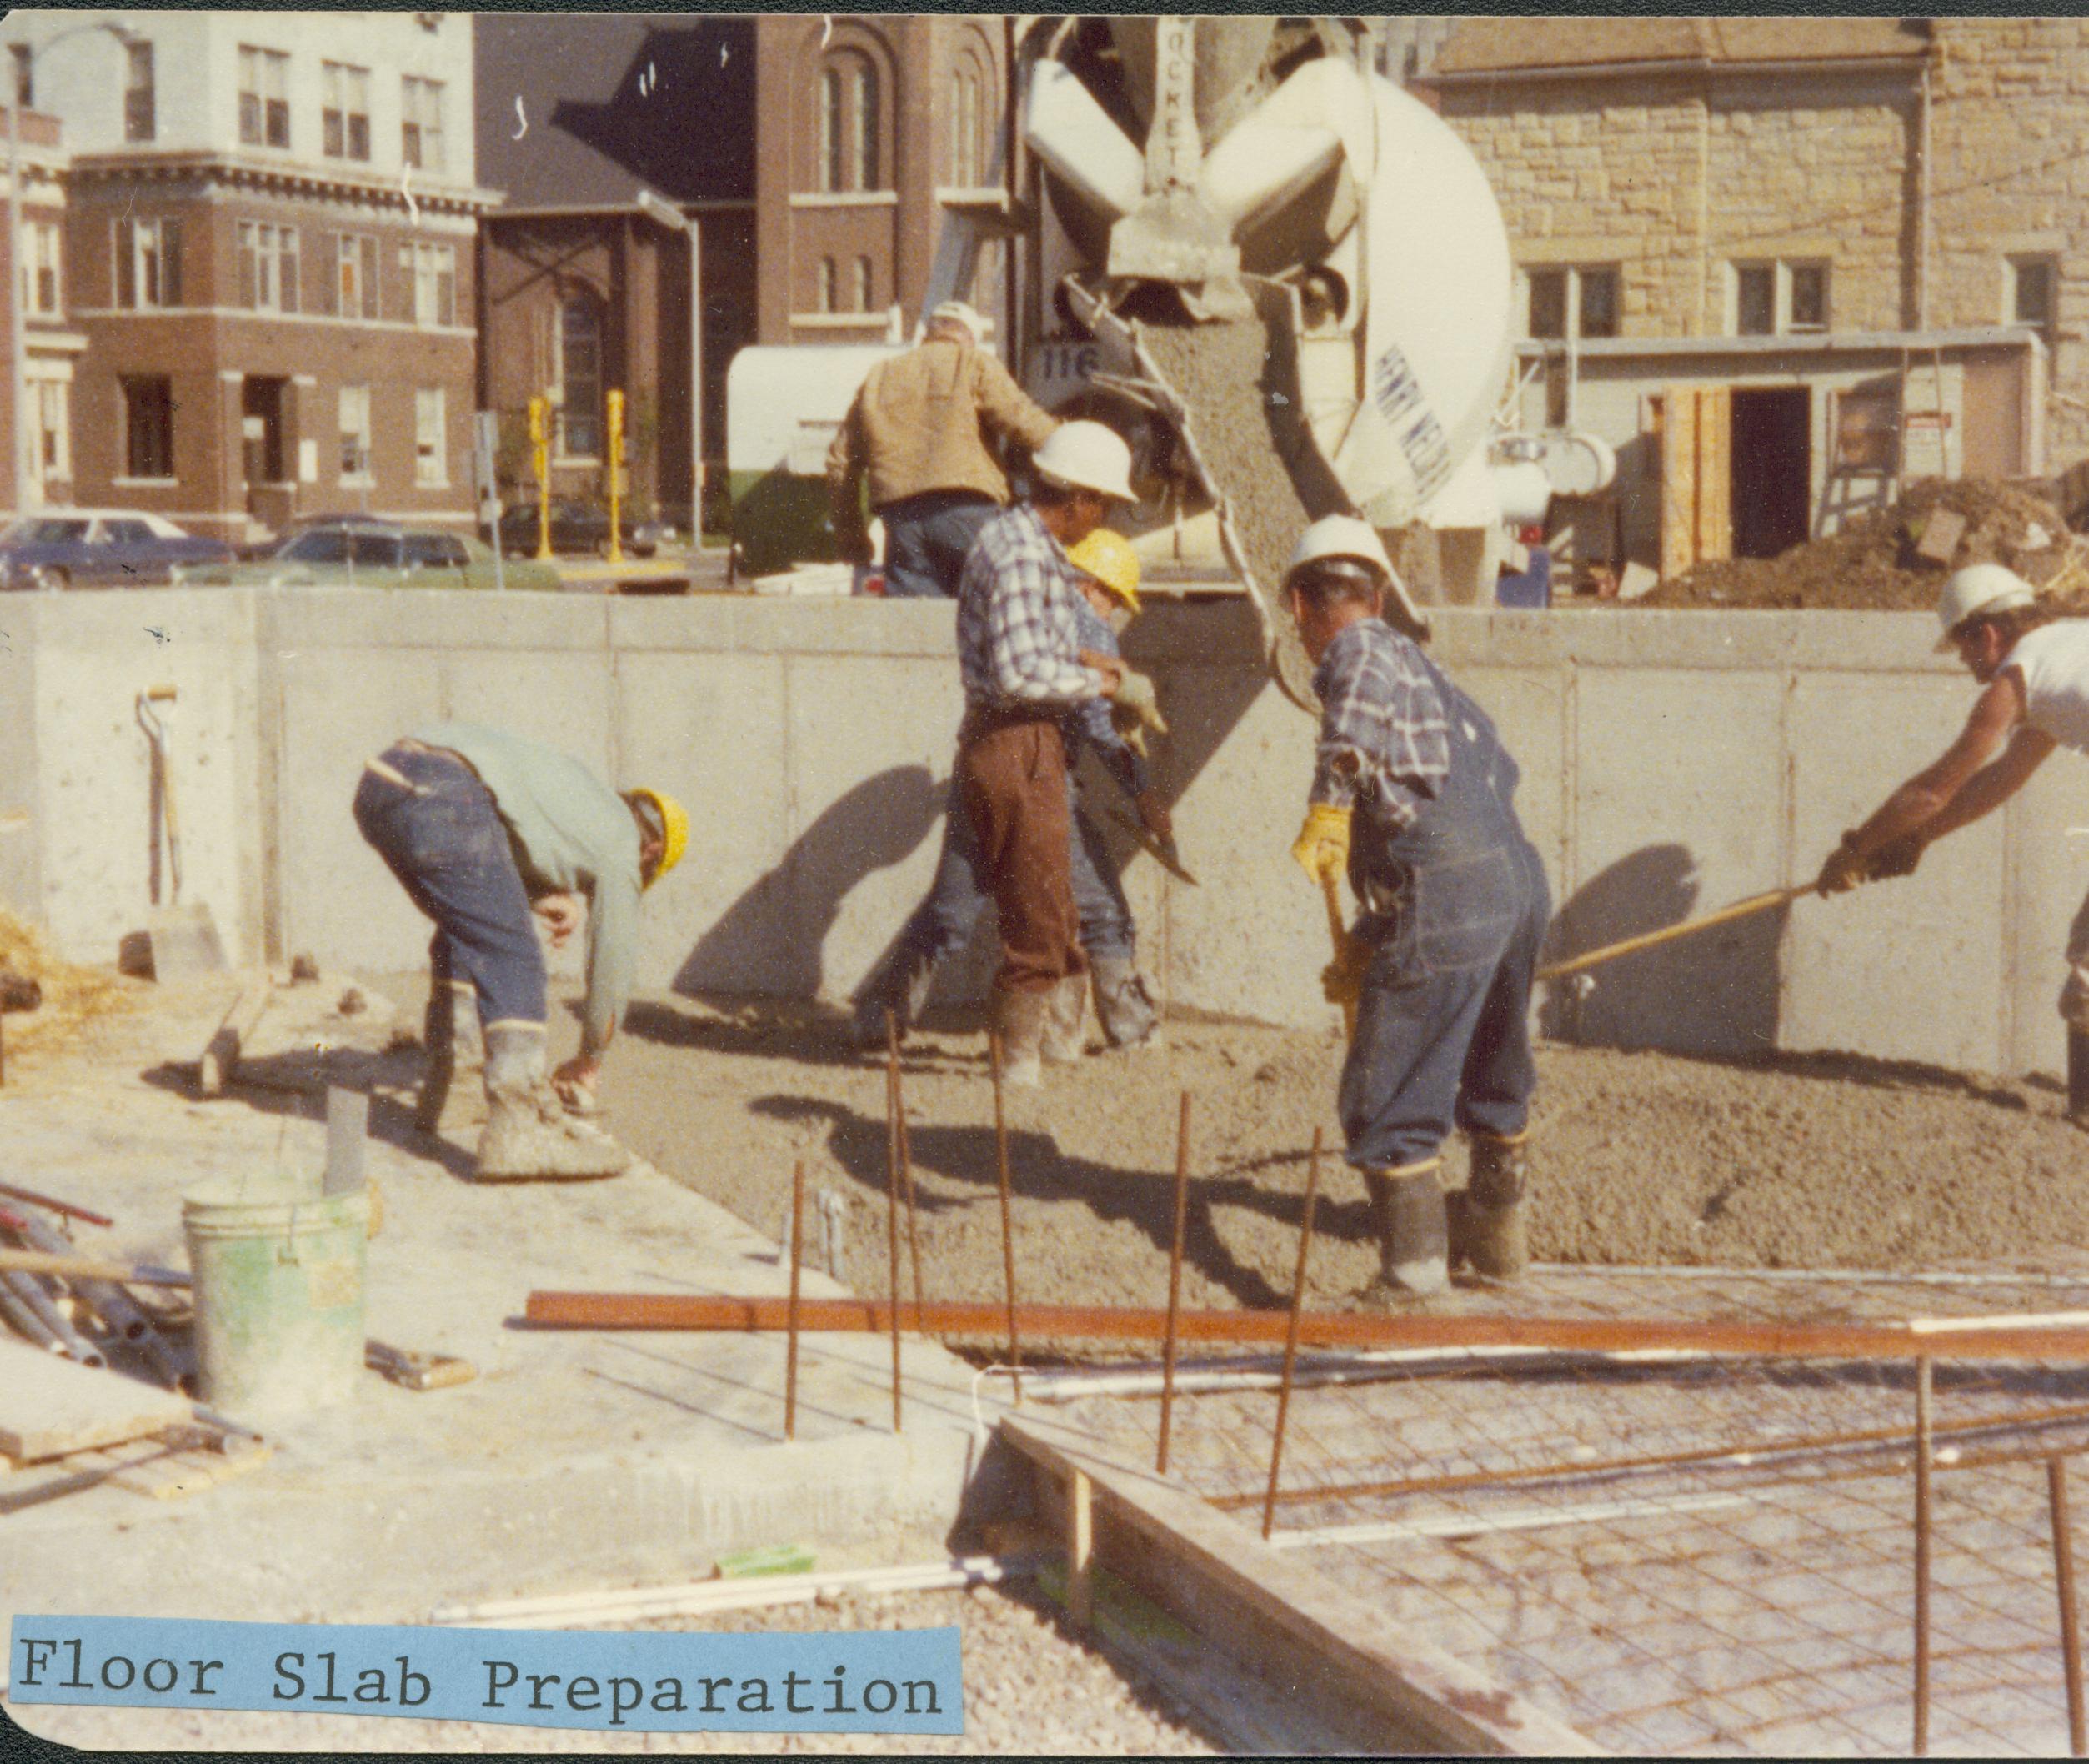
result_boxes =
[2,99,69,514]
[5,8,493,541]
[1423,18,2089,574]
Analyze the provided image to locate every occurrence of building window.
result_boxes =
[1736,264,1775,337]
[238,45,290,149]
[19,218,59,317]
[951,65,983,186]
[854,257,874,313]
[414,386,447,487]
[123,42,154,143]
[122,376,174,479]
[818,53,879,193]
[32,377,69,484]
[236,221,299,313]
[1733,260,1832,336]
[114,217,183,309]
[401,75,445,173]
[338,384,372,482]
[401,241,454,327]
[817,258,836,313]
[1790,263,1829,332]
[2010,257,2057,333]
[559,298,603,458]
[336,233,378,319]
[322,61,370,161]
[10,44,29,110]
[1527,264,1619,341]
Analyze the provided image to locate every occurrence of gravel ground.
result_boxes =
[5,1583,1220,1755]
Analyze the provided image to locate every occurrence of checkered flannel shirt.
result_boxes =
[1309,618,1450,832]
[956,503,1106,710]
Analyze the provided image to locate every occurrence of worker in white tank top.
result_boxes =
[1817,562,2089,1120]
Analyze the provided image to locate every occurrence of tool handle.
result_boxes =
[1320,870,1357,1043]
[1537,885,1810,984]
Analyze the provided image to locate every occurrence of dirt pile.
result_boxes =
[1635,476,2086,611]
[0,906,138,1050]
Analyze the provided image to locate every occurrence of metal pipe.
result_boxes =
[784,1159,804,1441]
[1914,1354,1934,1757]
[888,1012,924,1319]
[1262,1127,1323,1540]
[522,1294,2089,1361]
[1157,1090,1191,1474]
[0,1275,59,1352]
[0,1180,114,1229]
[884,1027,904,1434]
[0,1268,103,1367]
[990,1030,1022,1401]
[8,1209,182,1385]
[2053,1455,2087,1757]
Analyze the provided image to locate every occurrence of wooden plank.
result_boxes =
[999,1411,1602,1757]
[1696,385,1731,564]
[198,973,273,1097]
[1659,385,1697,580]
[69,1435,275,1501]
[0,1248,190,1288]
[0,1340,194,1463]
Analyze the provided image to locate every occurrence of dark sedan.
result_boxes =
[488,499,673,559]
[0,510,235,589]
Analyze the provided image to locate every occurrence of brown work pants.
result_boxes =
[958,712,1086,998]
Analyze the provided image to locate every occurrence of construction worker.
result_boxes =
[1817,562,2089,1120]
[852,527,1171,1054]
[352,723,688,1180]
[955,419,1144,1085]
[825,300,1060,599]
[1285,515,1550,1301]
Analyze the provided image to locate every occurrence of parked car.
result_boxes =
[172,522,563,592]
[235,509,394,561]
[0,510,234,589]
[488,499,674,559]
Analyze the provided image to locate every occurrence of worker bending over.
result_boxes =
[353,723,687,1180]
[954,420,1144,1084]
[1285,517,1550,1300]
[1818,563,2089,1122]
[853,527,1171,1053]
[825,300,1060,599]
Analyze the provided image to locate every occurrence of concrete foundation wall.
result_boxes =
[3,591,2079,1079]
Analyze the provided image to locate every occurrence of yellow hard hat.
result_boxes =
[1066,528,1141,613]
[628,788,689,887]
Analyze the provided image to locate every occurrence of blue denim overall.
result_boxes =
[1337,655,1550,1172]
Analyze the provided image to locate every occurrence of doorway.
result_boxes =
[241,376,288,486]
[1730,387,1811,559]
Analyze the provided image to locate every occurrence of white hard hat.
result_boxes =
[1283,514,1432,639]
[927,300,987,344]
[1032,420,1136,504]
[1935,561,2036,651]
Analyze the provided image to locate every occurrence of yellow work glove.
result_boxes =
[1290,802,1351,885]
[1107,668,1168,736]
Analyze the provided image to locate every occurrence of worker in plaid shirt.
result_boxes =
[953,420,1140,1086]
[1285,516,1550,1305]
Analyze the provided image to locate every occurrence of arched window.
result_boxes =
[951,67,981,187]
[817,257,836,313]
[853,257,873,313]
[851,61,878,190]
[816,51,880,193]
[559,296,603,457]
[819,67,844,193]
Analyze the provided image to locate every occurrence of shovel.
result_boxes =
[135,686,227,981]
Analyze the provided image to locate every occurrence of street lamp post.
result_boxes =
[636,188,704,551]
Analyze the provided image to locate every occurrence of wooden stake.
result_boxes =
[884,1038,904,1434]
[2054,1455,2087,1757]
[991,1029,1021,1402]
[887,1011,924,1318]
[1320,872,1355,1042]
[1158,1090,1192,1474]
[784,1160,804,1441]
[1914,1355,1934,1756]
[1066,1468,1095,1631]
[1262,1127,1324,1540]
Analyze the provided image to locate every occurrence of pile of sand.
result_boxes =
[1634,477,2086,611]
[0,907,139,1051]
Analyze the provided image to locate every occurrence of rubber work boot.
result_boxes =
[992,987,1050,1089]
[413,980,481,1135]
[2070,1030,2089,1130]
[473,1026,629,1182]
[1039,973,1090,1065]
[1090,956,1161,1050]
[1359,1159,1450,1301]
[1455,1130,1530,1282]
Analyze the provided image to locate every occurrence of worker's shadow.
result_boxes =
[1537,843,1788,1056]
[672,764,947,1003]
[749,1094,1290,1311]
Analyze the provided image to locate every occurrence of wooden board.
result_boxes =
[68,1431,274,1501]
[0,1340,194,1464]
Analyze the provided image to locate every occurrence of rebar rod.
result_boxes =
[1262,1128,1322,1540]
[784,1160,804,1441]
[2053,1455,2086,1757]
[1157,1090,1191,1475]
[887,1012,924,1319]
[1914,1354,1934,1757]
[883,1034,904,1435]
[990,1030,1021,1402]
[0,1181,113,1228]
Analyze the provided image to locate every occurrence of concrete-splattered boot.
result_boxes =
[1359,1159,1450,1303]
[474,1026,629,1182]
[1454,1130,1530,1282]
[1090,956,1160,1050]
[2070,1031,2089,1130]
[992,987,1050,1089]
[1039,973,1090,1065]
[413,979,481,1135]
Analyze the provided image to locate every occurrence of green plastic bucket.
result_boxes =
[183,1178,368,1418]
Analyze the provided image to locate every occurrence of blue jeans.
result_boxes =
[879,491,998,599]
[352,746,547,1033]
[1339,842,1550,1170]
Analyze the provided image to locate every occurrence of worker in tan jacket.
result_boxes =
[826,300,1060,599]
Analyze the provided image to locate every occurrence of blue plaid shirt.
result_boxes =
[1309,618,1449,832]
[957,504,1106,710]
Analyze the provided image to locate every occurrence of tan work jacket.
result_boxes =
[825,338,1058,541]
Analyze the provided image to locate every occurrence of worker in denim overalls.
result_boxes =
[1285,517,1551,1302]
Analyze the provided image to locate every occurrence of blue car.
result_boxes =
[0,509,235,590]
